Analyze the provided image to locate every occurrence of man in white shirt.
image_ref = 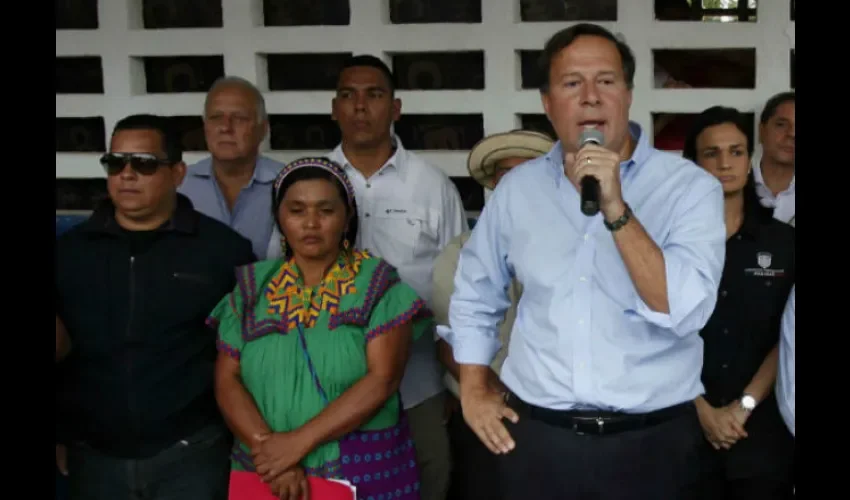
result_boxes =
[331,54,467,500]
[751,91,795,226]
[268,55,467,500]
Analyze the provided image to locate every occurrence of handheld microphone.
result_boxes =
[578,128,604,216]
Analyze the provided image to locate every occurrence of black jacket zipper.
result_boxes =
[126,255,138,440]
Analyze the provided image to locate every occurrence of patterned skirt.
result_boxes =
[230,414,420,500]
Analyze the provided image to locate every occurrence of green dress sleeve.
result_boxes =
[364,277,431,344]
[206,282,246,359]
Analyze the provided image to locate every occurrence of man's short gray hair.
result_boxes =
[204,76,268,123]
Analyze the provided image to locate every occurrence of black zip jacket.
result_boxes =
[55,194,256,458]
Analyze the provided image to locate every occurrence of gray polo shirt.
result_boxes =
[178,155,283,260]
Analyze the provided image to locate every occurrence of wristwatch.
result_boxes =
[740,393,757,413]
[603,203,631,232]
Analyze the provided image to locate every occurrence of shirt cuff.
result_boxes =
[625,298,674,329]
[435,325,453,343]
[441,327,500,366]
[624,256,712,336]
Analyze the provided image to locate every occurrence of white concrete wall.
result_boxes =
[56,0,794,180]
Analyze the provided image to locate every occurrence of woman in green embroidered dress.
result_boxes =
[208,157,429,500]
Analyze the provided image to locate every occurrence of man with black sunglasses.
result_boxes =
[55,114,256,499]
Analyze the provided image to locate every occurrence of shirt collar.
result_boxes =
[751,156,796,194]
[189,156,279,186]
[546,121,649,187]
[737,204,763,241]
[736,186,779,241]
[332,135,408,181]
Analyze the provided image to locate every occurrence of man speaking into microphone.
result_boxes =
[439,23,726,499]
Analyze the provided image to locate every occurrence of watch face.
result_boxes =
[741,395,756,410]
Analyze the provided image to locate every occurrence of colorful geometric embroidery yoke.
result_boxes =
[265,250,365,330]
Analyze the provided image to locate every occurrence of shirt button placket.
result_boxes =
[572,231,595,403]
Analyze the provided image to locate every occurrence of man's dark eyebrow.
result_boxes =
[556,70,618,80]
[336,84,388,93]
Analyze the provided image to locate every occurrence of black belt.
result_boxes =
[505,392,694,436]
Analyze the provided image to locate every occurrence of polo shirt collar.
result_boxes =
[189,156,279,187]
[332,135,408,181]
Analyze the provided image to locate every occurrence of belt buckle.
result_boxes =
[572,417,606,435]
[571,421,584,435]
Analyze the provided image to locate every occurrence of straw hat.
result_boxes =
[467,129,555,189]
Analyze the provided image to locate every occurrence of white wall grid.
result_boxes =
[56,0,795,180]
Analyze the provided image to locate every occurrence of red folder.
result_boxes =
[229,470,356,500]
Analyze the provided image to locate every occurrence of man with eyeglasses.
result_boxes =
[55,114,256,499]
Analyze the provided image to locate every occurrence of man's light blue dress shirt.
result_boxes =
[178,155,284,260]
[776,285,795,436]
[440,122,727,413]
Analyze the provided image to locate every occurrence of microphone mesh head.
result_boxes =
[579,128,604,146]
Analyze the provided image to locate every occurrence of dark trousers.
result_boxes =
[697,438,794,500]
[498,396,703,500]
[56,467,68,500]
[699,475,794,500]
[66,424,232,500]
[446,407,504,500]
